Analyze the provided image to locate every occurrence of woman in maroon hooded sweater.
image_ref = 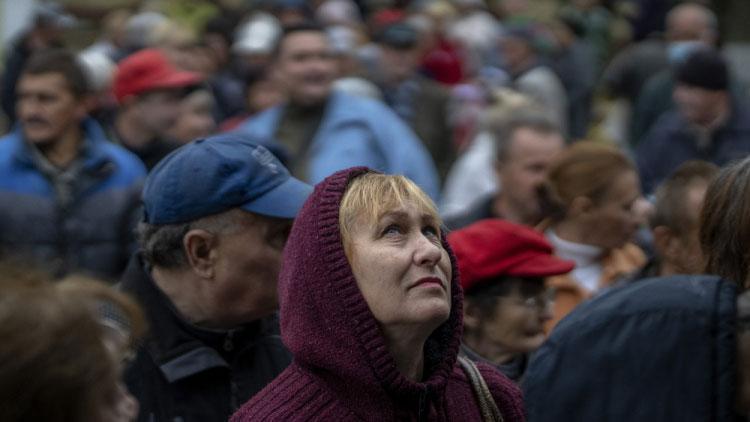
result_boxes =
[231,167,525,421]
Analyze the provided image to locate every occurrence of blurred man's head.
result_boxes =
[138,134,312,329]
[499,25,539,76]
[375,22,421,86]
[651,160,719,276]
[114,48,203,140]
[666,3,718,46]
[493,109,565,226]
[16,50,89,148]
[272,23,337,107]
[673,49,730,128]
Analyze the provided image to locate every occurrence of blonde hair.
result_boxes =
[339,173,441,256]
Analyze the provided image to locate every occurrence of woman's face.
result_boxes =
[347,201,452,332]
[467,281,552,361]
[582,170,649,249]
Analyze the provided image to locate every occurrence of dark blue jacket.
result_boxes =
[523,275,738,421]
[636,101,750,194]
[0,119,146,279]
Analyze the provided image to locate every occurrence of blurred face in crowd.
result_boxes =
[577,170,648,250]
[673,84,728,127]
[247,77,285,114]
[16,72,87,147]
[464,278,552,363]
[274,30,337,107]
[346,200,452,335]
[655,182,708,276]
[130,88,186,138]
[666,4,716,45]
[167,89,216,144]
[203,211,293,328]
[379,46,420,85]
[497,128,565,226]
[500,36,533,75]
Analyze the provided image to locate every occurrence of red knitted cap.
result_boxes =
[448,219,574,292]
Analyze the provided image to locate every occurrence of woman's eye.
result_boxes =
[422,225,440,239]
[383,224,402,236]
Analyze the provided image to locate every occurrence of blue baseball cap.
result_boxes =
[142,134,312,224]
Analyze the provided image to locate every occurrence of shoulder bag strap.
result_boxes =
[457,356,504,422]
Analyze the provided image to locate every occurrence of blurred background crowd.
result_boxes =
[3,0,750,421]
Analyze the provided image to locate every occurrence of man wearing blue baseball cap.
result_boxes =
[119,133,312,422]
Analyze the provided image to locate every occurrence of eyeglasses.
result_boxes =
[501,290,555,311]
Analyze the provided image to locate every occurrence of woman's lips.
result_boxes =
[411,277,445,290]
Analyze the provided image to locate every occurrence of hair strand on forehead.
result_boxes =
[339,172,441,257]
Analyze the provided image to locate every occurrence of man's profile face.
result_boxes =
[379,46,419,84]
[132,89,186,138]
[673,84,725,127]
[498,128,565,225]
[274,31,337,106]
[209,212,293,326]
[17,72,86,147]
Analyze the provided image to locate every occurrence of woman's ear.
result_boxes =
[569,196,593,217]
[183,229,218,279]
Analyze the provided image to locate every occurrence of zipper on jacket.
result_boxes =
[417,389,428,422]
[223,331,234,352]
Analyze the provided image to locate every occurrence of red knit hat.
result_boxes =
[448,219,574,292]
[113,48,203,103]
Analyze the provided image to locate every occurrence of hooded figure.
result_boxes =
[523,275,738,421]
[232,167,525,421]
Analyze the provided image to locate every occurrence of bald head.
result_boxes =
[666,3,718,45]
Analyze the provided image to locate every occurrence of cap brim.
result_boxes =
[510,254,576,278]
[240,176,313,219]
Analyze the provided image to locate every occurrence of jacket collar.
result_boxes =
[10,118,114,173]
[120,254,268,383]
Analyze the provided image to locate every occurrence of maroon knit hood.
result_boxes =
[278,167,464,404]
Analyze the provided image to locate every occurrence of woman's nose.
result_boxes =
[413,235,443,267]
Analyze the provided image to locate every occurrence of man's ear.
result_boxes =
[653,225,679,261]
[183,229,218,279]
[568,196,593,217]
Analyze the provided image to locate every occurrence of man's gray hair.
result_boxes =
[137,209,246,269]
[491,108,561,164]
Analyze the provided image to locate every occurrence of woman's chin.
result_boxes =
[408,299,451,326]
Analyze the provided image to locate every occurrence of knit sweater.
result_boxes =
[231,167,525,421]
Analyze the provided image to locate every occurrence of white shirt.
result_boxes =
[546,229,604,293]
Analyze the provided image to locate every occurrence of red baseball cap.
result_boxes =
[113,48,203,103]
[448,219,575,292]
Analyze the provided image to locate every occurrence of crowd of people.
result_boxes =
[2,0,750,421]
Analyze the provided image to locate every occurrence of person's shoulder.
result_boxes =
[640,110,684,143]
[0,131,19,163]
[235,105,284,135]
[328,91,393,118]
[231,364,351,422]
[97,141,147,181]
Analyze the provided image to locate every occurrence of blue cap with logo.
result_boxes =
[142,133,313,224]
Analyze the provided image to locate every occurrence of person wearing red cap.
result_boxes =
[449,219,574,381]
[111,48,203,169]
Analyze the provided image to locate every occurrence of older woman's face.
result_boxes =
[347,201,452,330]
